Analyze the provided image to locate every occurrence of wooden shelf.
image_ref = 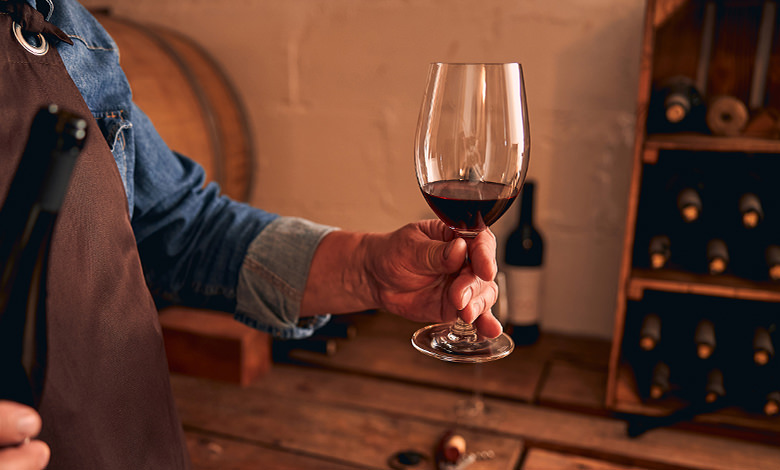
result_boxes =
[644,133,780,157]
[627,268,780,302]
[607,0,780,435]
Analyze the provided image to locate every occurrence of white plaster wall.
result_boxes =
[80,0,646,339]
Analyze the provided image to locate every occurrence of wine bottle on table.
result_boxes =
[503,181,544,346]
[273,336,338,358]
[0,105,87,408]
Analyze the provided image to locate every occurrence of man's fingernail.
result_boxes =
[461,288,473,309]
[16,413,38,436]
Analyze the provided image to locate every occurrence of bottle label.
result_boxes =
[503,266,542,326]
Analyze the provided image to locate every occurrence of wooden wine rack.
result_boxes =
[607,0,780,440]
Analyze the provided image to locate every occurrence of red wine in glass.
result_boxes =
[422,180,518,235]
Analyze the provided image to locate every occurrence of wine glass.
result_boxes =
[412,62,530,363]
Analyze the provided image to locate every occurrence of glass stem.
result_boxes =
[448,318,479,343]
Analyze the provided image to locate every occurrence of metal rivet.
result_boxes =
[13,22,48,56]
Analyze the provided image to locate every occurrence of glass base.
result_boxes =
[411,321,514,363]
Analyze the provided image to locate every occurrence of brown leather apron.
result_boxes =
[0,3,190,468]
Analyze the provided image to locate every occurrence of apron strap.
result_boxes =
[0,0,72,45]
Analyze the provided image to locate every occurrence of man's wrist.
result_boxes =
[355,231,382,311]
[301,230,381,315]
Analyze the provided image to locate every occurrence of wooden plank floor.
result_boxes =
[171,311,780,470]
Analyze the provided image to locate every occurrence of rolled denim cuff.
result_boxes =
[235,217,336,339]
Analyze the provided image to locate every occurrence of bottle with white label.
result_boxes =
[503,181,544,346]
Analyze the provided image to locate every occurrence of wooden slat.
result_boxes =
[522,448,652,470]
[538,359,608,413]
[706,2,761,106]
[185,431,360,470]
[173,371,523,470]
[172,365,780,470]
[644,133,780,154]
[652,0,701,82]
[653,0,689,28]
[627,269,780,303]
[609,0,658,409]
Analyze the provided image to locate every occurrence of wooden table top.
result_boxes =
[171,312,780,470]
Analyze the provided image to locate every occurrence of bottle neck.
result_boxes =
[518,183,535,225]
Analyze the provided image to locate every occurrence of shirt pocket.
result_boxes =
[94,110,133,198]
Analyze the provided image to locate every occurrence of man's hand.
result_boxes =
[301,220,502,338]
[363,220,502,338]
[0,401,49,469]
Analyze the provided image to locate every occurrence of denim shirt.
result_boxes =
[35,0,332,338]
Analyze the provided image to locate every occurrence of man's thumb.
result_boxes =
[428,237,466,273]
[0,401,40,445]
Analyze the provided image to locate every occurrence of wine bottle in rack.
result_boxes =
[753,325,775,366]
[706,95,749,137]
[704,368,725,404]
[665,167,707,225]
[678,187,704,224]
[648,76,707,133]
[648,235,671,270]
[694,319,716,360]
[639,313,661,352]
[649,361,671,400]
[503,181,544,346]
[705,238,729,275]
[634,164,691,271]
[766,244,780,281]
[646,167,709,272]
[738,191,764,230]
[0,105,87,408]
[765,390,780,416]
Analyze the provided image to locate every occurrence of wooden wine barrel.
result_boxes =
[95,13,253,202]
